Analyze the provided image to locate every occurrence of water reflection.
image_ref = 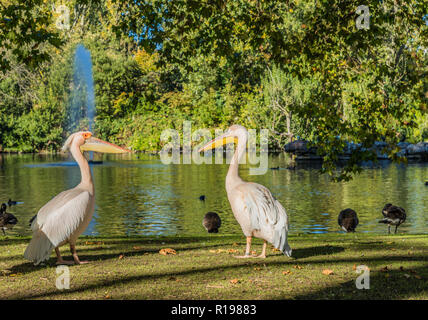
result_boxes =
[0,153,427,236]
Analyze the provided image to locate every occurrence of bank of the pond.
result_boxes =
[0,234,427,300]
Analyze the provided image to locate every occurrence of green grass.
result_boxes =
[0,233,427,300]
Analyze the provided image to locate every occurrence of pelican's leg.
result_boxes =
[395,225,398,234]
[1,228,5,236]
[388,225,391,234]
[55,247,73,265]
[234,236,253,258]
[256,241,267,258]
[70,243,89,265]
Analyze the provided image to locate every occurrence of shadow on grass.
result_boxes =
[0,237,30,247]
[292,245,345,259]
[287,263,428,300]
[3,240,242,274]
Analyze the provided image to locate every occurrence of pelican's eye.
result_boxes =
[82,132,92,139]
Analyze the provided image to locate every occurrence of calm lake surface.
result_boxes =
[0,153,427,236]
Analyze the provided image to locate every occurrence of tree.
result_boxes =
[112,0,427,180]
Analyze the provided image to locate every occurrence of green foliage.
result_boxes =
[0,0,63,72]
[0,1,426,181]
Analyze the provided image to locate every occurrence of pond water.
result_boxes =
[0,153,427,237]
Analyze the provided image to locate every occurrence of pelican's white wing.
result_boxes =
[237,182,291,256]
[31,188,91,247]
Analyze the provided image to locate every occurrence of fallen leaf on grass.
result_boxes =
[159,248,176,255]
[232,243,239,246]
[168,276,180,281]
[403,274,411,279]
[209,249,227,254]
[9,273,22,277]
[250,250,257,255]
[40,277,48,281]
[118,254,124,260]
[230,279,240,284]
[293,265,303,270]
[206,284,225,289]
[254,267,261,271]
[414,275,422,280]
[380,266,389,272]
[282,270,292,275]
[133,246,142,250]
[352,264,357,270]
[85,241,104,245]
[228,249,239,254]
[322,269,334,275]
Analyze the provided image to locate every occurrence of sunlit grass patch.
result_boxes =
[0,234,427,300]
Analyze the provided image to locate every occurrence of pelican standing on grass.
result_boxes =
[199,125,292,258]
[24,132,128,265]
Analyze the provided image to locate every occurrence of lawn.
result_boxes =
[0,233,427,300]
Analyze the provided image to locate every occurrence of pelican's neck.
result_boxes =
[226,134,247,191]
[70,143,94,195]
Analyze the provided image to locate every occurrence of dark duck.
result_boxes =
[7,198,18,206]
[338,208,359,232]
[202,212,221,233]
[0,203,18,235]
[379,203,406,234]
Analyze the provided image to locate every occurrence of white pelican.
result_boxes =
[24,132,128,265]
[199,125,292,258]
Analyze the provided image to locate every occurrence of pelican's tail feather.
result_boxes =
[283,243,292,257]
[24,230,55,265]
[272,201,292,257]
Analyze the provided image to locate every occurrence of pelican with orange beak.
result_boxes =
[24,132,129,265]
[199,125,292,258]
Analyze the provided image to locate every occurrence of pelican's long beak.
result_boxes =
[198,132,238,153]
[80,137,129,154]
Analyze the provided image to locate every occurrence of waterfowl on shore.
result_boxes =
[338,208,359,232]
[198,125,292,258]
[379,203,406,234]
[8,199,17,206]
[0,203,18,235]
[24,132,128,266]
[203,212,221,233]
